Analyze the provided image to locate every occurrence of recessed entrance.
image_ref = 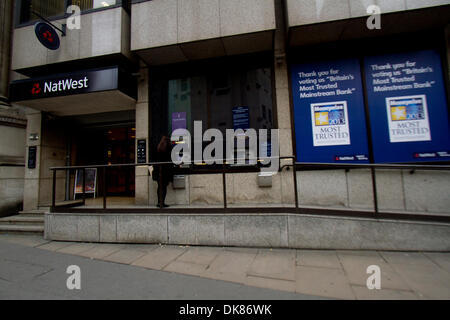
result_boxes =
[72,121,136,198]
[74,126,135,197]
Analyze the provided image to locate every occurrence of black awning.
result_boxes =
[9,66,137,102]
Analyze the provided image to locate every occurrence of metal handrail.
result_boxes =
[50,156,294,210]
[49,157,450,222]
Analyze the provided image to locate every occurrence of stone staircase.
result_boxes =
[0,210,46,234]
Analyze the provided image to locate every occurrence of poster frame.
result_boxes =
[74,168,97,200]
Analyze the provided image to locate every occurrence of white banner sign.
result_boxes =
[311,101,351,147]
[386,95,431,143]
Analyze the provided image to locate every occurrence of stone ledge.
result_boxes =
[44,212,450,251]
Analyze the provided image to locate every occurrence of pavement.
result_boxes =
[0,234,449,300]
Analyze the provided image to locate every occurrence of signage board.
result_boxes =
[291,58,369,163]
[232,106,250,130]
[27,146,37,169]
[74,169,97,199]
[137,139,147,164]
[364,50,450,163]
[172,112,187,133]
[9,67,137,102]
[35,22,60,50]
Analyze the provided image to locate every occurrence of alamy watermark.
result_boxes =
[366,265,381,290]
[367,5,381,30]
[171,121,280,173]
[66,265,81,290]
[66,5,81,30]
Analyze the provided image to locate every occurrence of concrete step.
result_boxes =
[18,209,47,216]
[0,224,44,234]
[0,215,44,225]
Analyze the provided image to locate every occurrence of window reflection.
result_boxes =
[164,66,274,166]
[18,0,118,24]
[19,0,65,24]
[167,68,274,136]
[72,0,117,10]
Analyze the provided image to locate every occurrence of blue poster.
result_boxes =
[364,50,450,163]
[232,106,250,130]
[291,58,369,163]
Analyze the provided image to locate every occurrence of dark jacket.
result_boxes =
[152,144,174,185]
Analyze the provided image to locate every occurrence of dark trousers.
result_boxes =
[157,182,168,205]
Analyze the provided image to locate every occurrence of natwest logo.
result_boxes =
[42,30,54,43]
[44,77,89,93]
[31,83,41,95]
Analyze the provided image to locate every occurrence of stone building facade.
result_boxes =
[7,0,450,249]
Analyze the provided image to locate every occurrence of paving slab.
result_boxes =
[101,249,147,265]
[164,260,208,277]
[248,249,296,281]
[423,252,450,273]
[337,250,384,258]
[203,250,257,284]
[379,251,437,268]
[131,246,186,270]
[56,243,98,255]
[338,254,411,291]
[295,266,355,300]
[296,250,342,269]
[177,247,222,266]
[121,244,160,254]
[36,241,75,252]
[245,275,296,293]
[351,285,419,300]
[77,244,125,260]
[389,263,450,299]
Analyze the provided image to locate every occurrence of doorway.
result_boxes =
[74,126,136,197]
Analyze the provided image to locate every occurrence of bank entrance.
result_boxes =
[75,127,135,197]
[67,111,136,201]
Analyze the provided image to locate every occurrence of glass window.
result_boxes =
[17,0,118,24]
[150,56,275,167]
[72,0,117,11]
[166,68,274,137]
[19,0,66,24]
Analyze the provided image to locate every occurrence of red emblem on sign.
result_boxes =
[42,30,54,43]
[31,83,41,95]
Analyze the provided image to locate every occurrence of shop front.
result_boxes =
[9,0,450,251]
[10,66,137,209]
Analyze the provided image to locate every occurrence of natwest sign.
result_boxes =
[43,77,89,93]
[9,67,127,102]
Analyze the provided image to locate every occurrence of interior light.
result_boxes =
[101,1,110,7]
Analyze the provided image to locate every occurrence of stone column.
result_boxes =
[135,65,150,206]
[0,0,13,107]
[273,0,295,204]
[23,111,42,211]
[23,111,67,210]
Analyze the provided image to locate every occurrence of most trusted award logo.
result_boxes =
[311,101,351,147]
[386,95,431,143]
